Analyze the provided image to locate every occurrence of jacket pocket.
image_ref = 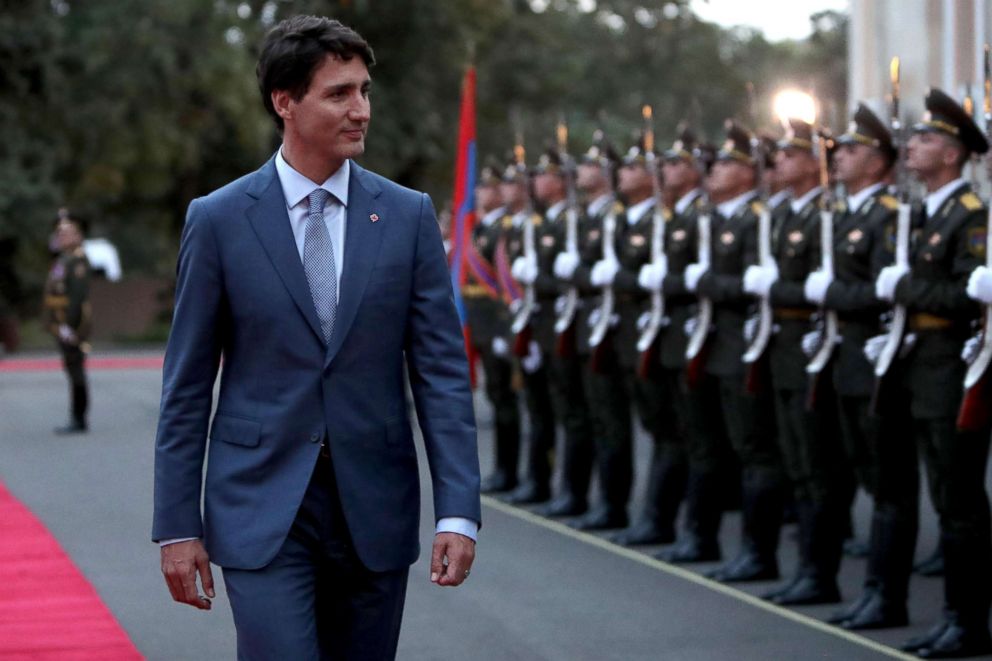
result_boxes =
[210,413,262,448]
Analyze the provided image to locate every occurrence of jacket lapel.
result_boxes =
[325,163,386,366]
[245,157,325,344]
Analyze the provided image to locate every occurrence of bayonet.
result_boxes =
[636,104,668,376]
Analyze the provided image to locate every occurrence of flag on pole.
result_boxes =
[449,66,478,385]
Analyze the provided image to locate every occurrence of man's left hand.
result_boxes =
[430,532,475,587]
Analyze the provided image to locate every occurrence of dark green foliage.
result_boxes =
[0,0,846,310]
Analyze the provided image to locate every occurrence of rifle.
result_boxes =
[742,83,774,391]
[588,131,619,370]
[871,57,910,408]
[510,138,536,356]
[805,116,839,409]
[957,44,992,432]
[554,118,581,357]
[636,105,667,379]
[684,211,712,388]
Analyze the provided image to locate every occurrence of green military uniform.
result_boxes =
[43,246,91,431]
[695,122,783,583]
[819,103,920,630]
[467,165,522,494]
[891,88,992,658]
[523,150,595,510]
[503,197,557,504]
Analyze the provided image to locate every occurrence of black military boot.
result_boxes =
[505,479,550,505]
[776,498,844,605]
[613,445,686,546]
[914,539,944,577]
[544,427,594,518]
[54,418,87,434]
[659,470,722,562]
[845,506,916,630]
[715,468,781,583]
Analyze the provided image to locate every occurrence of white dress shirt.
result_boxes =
[480,206,505,227]
[847,182,885,214]
[925,177,967,218]
[674,188,703,216]
[790,186,823,214]
[161,150,478,546]
[587,193,614,217]
[626,197,656,225]
[545,199,567,221]
[716,189,758,219]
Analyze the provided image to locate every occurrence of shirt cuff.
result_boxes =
[435,517,478,542]
[158,537,198,547]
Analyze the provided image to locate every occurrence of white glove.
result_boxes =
[967,266,992,305]
[804,270,833,305]
[684,263,706,293]
[492,336,509,358]
[511,256,539,285]
[638,258,668,292]
[590,259,620,287]
[743,264,778,297]
[683,316,698,337]
[875,264,908,303]
[801,330,823,358]
[863,334,887,364]
[520,340,543,374]
[58,324,77,344]
[553,252,580,280]
[962,334,983,363]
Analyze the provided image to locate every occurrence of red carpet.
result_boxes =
[0,483,143,659]
[0,356,164,372]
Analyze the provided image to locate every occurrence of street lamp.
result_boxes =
[773,89,816,125]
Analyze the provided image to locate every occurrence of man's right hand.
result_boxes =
[161,539,215,610]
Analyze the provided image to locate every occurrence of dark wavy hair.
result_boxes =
[256,15,375,132]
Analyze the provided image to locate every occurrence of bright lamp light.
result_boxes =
[773,89,816,125]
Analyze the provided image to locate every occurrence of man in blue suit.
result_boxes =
[152,15,481,660]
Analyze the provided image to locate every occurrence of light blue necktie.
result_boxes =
[304,188,337,343]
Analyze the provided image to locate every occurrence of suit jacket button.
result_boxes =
[310,433,320,443]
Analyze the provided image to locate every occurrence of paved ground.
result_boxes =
[0,350,988,660]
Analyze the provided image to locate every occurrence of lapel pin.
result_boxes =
[370,213,379,223]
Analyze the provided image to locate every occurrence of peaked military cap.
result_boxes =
[758,131,779,169]
[501,151,528,183]
[717,120,755,165]
[531,147,565,176]
[696,143,718,174]
[914,87,989,155]
[621,133,655,167]
[777,118,816,152]
[664,124,699,162]
[478,156,503,186]
[580,130,621,169]
[837,103,896,162]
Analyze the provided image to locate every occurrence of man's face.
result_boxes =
[661,159,695,195]
[774,147,817,187]
[617,163,651,198]
[707,160,752,198]
[475,185,499,213]
[275,55,371,168]
[576,163,606,192]
[533,172,564,204]
[499,181,527,210]
[906,131,958,178]
[56,221,82,251]
[833,143,874,186]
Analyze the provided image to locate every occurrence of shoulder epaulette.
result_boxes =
[834,200,847,213]
[501,216,514,229]
[750,200,766,215]
[662,208,674,221]
[878,194,898,211]
[612,201,625,215]
[530,213,543,226]
[960,191,983,211]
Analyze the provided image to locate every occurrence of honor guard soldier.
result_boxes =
[814,104,917,630]
[501,157,557,505]
[520,146,594,509]
[545,135,623,517]
[616,126,713,547]
[875,88,992,658]
[471,161,523,495]
[756,119,850,605]
[44,214,92,434]
[580,136,665,531]
[684,121,784,583]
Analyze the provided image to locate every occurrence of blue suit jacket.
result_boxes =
[152,157,481,572]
